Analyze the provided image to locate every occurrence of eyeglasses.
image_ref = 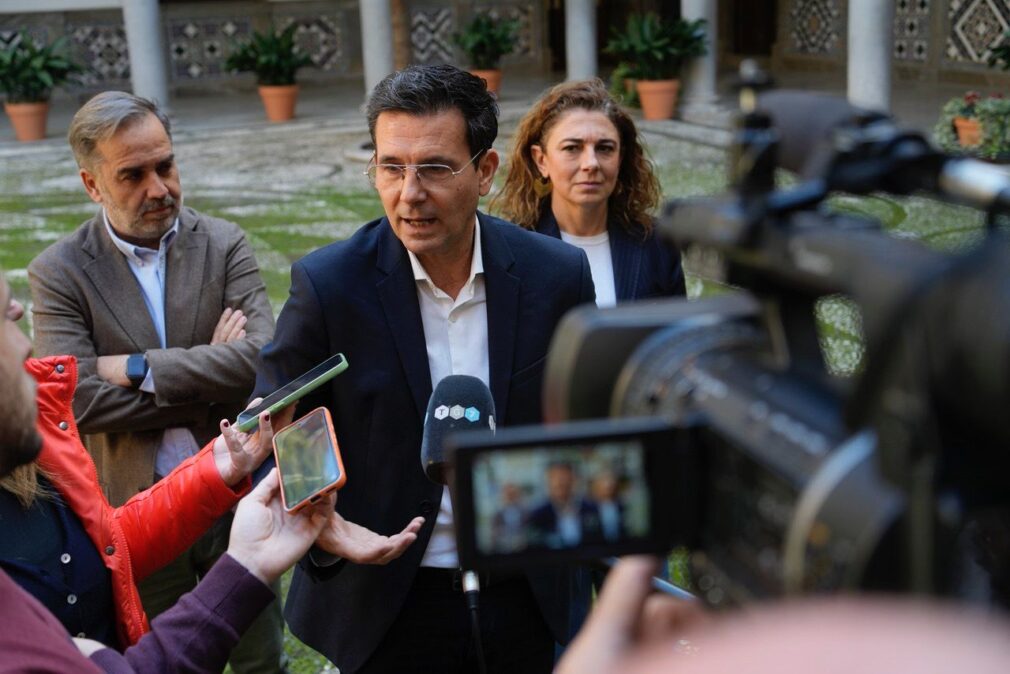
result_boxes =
[364,150,484,188]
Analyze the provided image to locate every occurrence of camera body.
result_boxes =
[450,89,1010,607]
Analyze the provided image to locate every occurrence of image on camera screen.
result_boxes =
[275,410,341,509]
[471,441,650,554]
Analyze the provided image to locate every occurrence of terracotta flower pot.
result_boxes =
[4,101,50,142]
[469,69,502,97]
[953,116,982,147]
[258,84,299,123]
[635,79,680,120]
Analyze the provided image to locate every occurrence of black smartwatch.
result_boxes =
[126,353,148,388]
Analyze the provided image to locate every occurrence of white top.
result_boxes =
[560,230,617,308]
[104,213,200,478]
[409,217,489,568]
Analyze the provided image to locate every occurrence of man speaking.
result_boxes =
[254,64,595,673]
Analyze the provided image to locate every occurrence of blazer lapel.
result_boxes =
[80,214,161,350]
[376,220,433,420]
[164,211,208,348]
[480,214,519,423]
[609,224,643,301]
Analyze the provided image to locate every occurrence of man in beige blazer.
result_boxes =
[28,91,284,673]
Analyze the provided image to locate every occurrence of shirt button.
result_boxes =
[60,553,71,564]
[105,546,115,555]
[55,364,65,374]
[58,421,69,431]
[67,594,77,605]
[448,315,457,323]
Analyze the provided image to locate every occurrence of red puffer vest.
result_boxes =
[27,355,251,648]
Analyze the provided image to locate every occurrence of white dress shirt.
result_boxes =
[560,229,617,308]
[409,217,489,568]
[103,213,200,478]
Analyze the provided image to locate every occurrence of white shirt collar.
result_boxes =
[103,209,179,263]
[407,216,484,295]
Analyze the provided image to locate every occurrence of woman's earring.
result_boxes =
[533,174,552,198]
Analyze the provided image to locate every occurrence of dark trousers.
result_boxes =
[358,568,555,674]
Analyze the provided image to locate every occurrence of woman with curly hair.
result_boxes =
[493,79,685,306]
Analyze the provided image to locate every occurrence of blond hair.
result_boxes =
[0,462,54,508]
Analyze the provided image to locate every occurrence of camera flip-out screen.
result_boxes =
[450,418,688,569]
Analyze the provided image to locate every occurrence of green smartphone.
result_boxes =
[236,353,348,432]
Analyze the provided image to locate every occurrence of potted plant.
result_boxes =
[453,14,518,96]
[225,24,312,122]
[0,37,81,142]
[934,92,1010,161]
[604,27,640,105]
[607,13,707,120]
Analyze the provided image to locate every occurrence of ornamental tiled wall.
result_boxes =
[0,1,361,93]
[895,0,931,63]
[406,1,544,69]
[945,0,1010,65]
[786,0,843,56]
[0,1,545,95]
[775,0,1010,82]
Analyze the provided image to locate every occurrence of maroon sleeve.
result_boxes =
[90,553,276,674]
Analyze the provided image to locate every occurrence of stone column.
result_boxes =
[565,0,596,81]
[121,0,169,108]
[360,0,395,98]
[847,0,894,112]
[681,0,719,113]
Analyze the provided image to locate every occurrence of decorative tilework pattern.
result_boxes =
[788,0,842,55]
[411,7,454,64]
[946,0,1010,63]
[68,23,130,86]
[279,15,344,72]
[168,18,252,80]
[895,0,931,61]
[0,22,51,53]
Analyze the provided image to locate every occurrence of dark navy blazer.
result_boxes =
[254,212,596,673]
[536,209,686,301]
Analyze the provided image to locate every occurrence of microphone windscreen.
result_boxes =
[756,90,881,177]
[420,375,496,485]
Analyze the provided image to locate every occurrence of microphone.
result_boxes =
[420,374,496,486]
[419,375,495,674]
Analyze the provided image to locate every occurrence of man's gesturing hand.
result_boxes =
[315,507,425,565]
[227,468,334,585]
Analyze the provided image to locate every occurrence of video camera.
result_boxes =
[450,82,1010,608]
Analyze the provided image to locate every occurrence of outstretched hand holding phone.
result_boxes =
[212,400,273,487]
[228,467,335,585]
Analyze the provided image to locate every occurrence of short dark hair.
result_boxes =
[366,64,499,157]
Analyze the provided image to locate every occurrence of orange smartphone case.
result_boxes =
[272,406,346,513]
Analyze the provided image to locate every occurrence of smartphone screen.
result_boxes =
[273,407,346,512]
[237,353,348,432]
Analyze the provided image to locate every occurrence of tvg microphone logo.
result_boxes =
[431,404,483,423]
